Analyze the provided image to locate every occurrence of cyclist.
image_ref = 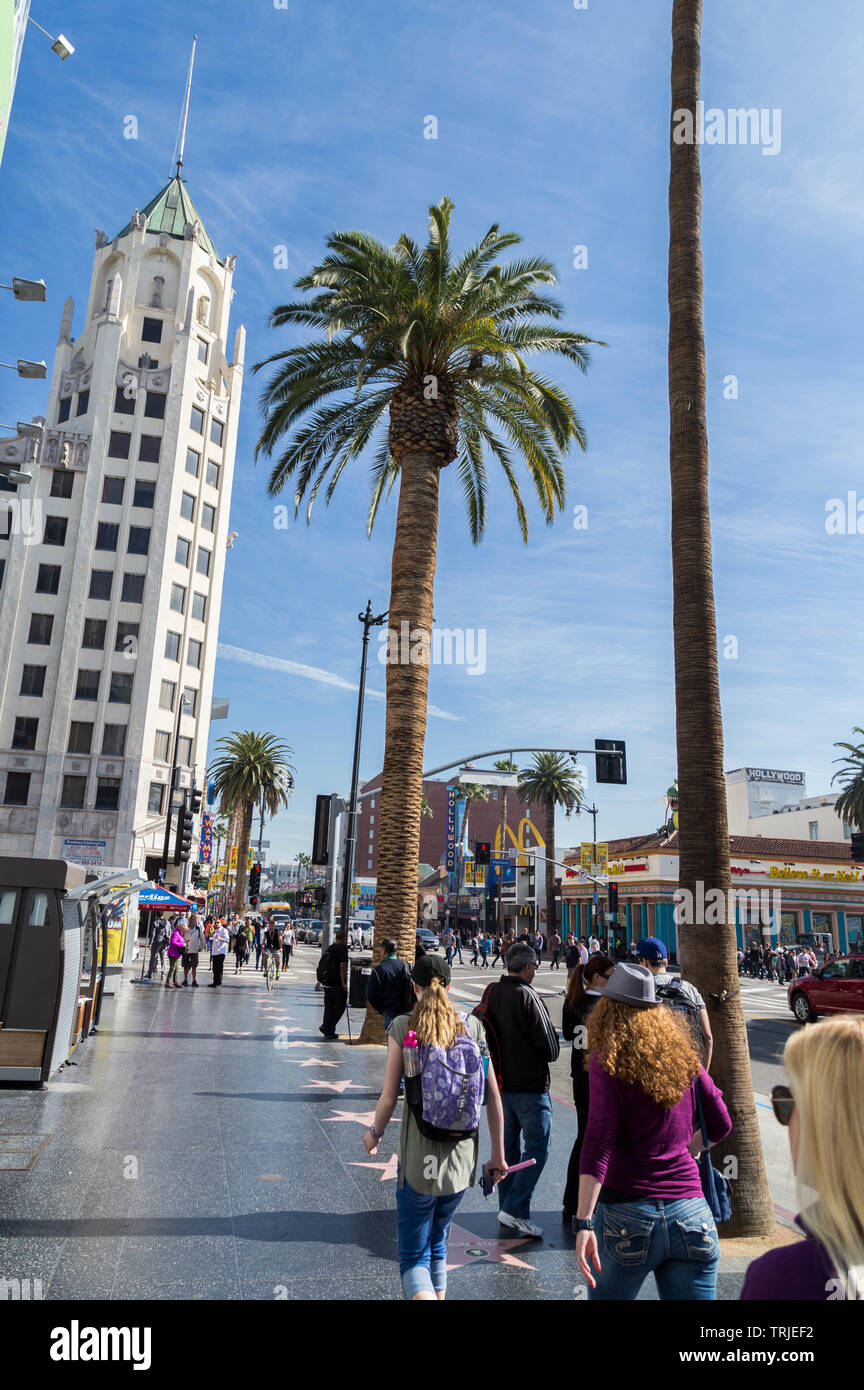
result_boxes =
[261,920,283,980]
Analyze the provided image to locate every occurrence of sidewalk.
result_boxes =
[0,950,796,1300]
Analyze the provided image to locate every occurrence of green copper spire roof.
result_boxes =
[114,176,220,260]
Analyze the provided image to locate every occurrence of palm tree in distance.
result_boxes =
[209,732,295,916]
[517,753,584,941]
[255,197,600,1043]
[832,730,864,831]
[667,0,773,1234]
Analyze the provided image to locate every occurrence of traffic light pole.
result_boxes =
[159,692,189,886]
[339,601,387,943]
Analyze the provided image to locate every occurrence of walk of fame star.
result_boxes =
[348,1152,399,1181]
[444,1222,538,1272]
[302,1079,366,1093]
[294,1058,343,1068]
[322,1109,401,1126]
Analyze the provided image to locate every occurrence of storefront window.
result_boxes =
[845,914,863,951]
[779,911,798,945]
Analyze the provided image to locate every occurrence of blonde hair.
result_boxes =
[588,996,701,1108]
[784,1016,864,1295]
[409,976,467,1050]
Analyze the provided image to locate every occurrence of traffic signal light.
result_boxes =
[595,739,627,785]
[189,785,203,815]
[249,896,259,908]
[312,794,332,865]
[474,841,491,865]
[851,832,864,863]
[249,862,262,897]
[191,863,201,886]
[173,797,194,864]
[314,885,326,906]
[607,881,619,915]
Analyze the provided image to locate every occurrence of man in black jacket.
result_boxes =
[366,939,413,1031]
[473,944,560,1239]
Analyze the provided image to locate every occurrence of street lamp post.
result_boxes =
[339,601,387,940]
[159,692,191,887]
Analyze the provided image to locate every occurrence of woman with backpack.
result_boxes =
[165,922,187,989]
[363,953,507,1301]
[560,954,615,1223]
[573,962,731,1300]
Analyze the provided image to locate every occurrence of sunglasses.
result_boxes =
[771,1084,795,1126]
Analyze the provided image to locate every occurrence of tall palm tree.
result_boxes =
[255,197,599,1042]
[209,732,295,916]
[517,753,583,939]
[668,0,773,1234]
[832,730,864,830]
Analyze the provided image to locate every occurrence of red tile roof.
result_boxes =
[567,830,856,864]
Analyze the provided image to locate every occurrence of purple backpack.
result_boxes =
[405,1016,486,1142]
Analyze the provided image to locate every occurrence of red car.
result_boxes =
[788,953,864,1023]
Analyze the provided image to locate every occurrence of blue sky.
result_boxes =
[2,0,862,864]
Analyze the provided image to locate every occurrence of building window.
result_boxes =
[205,459,220,489]
[28,613,53,644]
[95,522,119,551]
[102,723,127,755]
[21,664,46,697]
[197,337,209,364]
[177,735,192,766]
[191,591,207,622]
[370,815,374,824]
[95,777,121,811]
[115,621,139,654]
[113,385,136,415]
[190,406,205,434]
[50,469,74,499]
[160,679,176,711]
[182,686,198,717]
[201,502,216,532]
[127,526,150,555]
[121,572,145,603]
[187,638,202,669]
[89,570,113,600]
[141,317,163,343]
[196,547,211,577]
[58,397,71,423]
[82,618,106,649]
[4,772,30,805]
[186,448,200,478]
[76,389,90,416]
[809,821,819,841]
[102,476,124,505]
[367,860,373,870]
[154,730,170,761]
[139,434,161,463]
[165,631,181,661]
[60,775,87,809]
[109,672,133,704]
[144,391,166,419]
[35,564,61,594]
[67,721,93,754]
[180,492,196,522]
[370,799,375,808]
[175,536,190,567]
[43,515,68,546]
[12,717,38,750]
[210,419,224,448]
[75,669,100,701]
[170,582,186,614]
[108,431,131,459]
[133,479,156,508]
[148,782,164,815]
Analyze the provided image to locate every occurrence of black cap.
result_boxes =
[412,953,451,988]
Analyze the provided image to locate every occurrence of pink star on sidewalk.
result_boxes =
[295,1058,343,1068]
[349,1153,399,1182]
[283,1041,320,1049]
[302,1079,366,1094]
[323,1110,400,1127]
[444,1223,538,1272]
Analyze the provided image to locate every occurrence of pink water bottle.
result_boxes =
[403,1029,422,1103]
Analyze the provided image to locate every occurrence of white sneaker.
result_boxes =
[498,1210,543,1238]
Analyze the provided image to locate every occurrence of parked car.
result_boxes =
[304,921,324,946]
[416,927,439,952]
[788,953,864,1022]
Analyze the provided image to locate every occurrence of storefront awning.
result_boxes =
[137,884,193,911]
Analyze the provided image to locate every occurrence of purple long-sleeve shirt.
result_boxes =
[579,1055,732,1200]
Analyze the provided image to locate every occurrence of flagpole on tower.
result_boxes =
[175,35,198,177]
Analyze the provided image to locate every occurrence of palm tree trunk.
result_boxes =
[669,0,773,1235]
[234,797,254,917]
[360,452,441,1043]
[544,796,556,940]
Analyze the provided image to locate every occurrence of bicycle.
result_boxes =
[263,951,279,991]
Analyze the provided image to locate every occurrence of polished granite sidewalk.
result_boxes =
[0,947,754,1301]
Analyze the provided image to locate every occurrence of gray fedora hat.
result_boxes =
[603,962,659,1008]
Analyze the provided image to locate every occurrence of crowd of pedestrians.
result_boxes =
[142,909,296,988]
[737,941,822,983]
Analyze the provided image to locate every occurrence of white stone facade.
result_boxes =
[0,185,244,883]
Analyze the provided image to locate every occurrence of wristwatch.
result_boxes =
[368,1123,381,1143]
[572,1217,595,1232]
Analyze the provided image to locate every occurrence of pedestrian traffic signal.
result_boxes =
[189,785,203,815]
[249,862,262,897]
[250,896,259,908]
[607,881,619,915]
[595,739,627,785]
[312,793,332,866]
[474,841,491,864]
[851,832,864,863]
[314,885,326,906]
[173,799,194,865]
[191,863,201,886]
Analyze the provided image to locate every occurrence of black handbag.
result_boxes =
[694,1074,733,1224]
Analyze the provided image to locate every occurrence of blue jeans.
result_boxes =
[498,1091,552,1220]
[589,1198,720,1301]
[395,1178,464,1299]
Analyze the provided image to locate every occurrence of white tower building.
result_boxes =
[0,173,243,884]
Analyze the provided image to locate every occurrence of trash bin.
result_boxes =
[348,953,373,1008]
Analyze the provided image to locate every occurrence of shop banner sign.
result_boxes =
[63,838,107,867]
[199,814,213,863]
[445,785,457,872]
